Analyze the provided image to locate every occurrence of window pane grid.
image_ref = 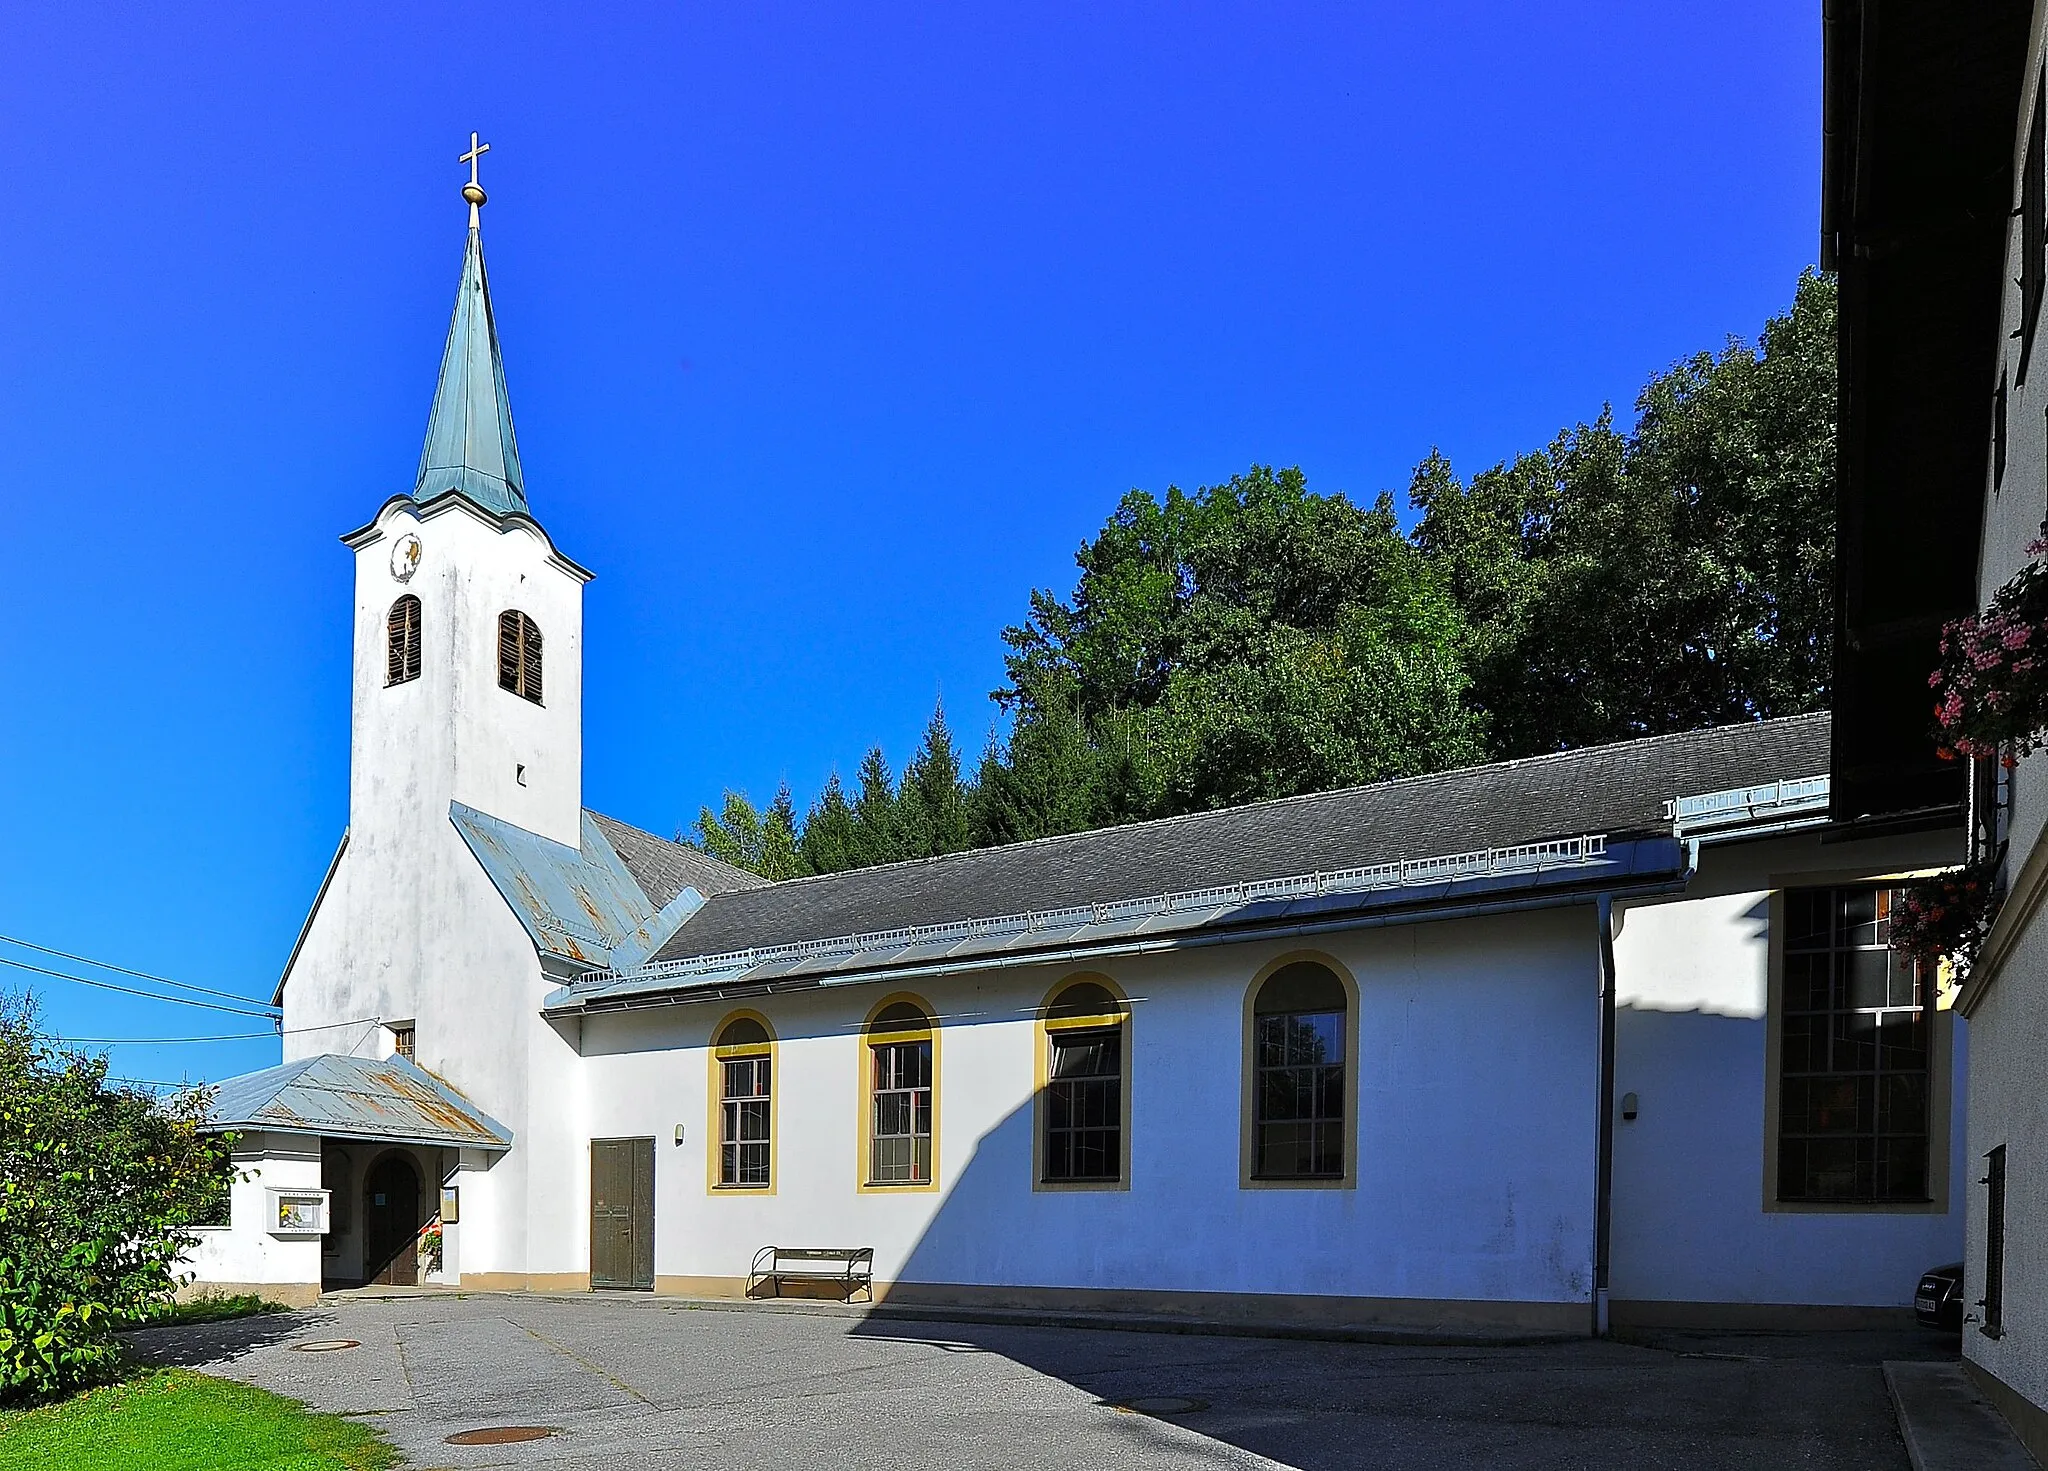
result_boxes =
[719,1055,771,1187]
[1254,1011,1344,1179]
[1779,886,1930,1203]
[871,1039,932,1184]
[1045,1028,1121,1183]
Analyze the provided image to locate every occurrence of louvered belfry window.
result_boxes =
[386,596,422,686]
[498,610,543,703]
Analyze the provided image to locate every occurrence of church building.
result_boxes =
[188,156,1969,1335]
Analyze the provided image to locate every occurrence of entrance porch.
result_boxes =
[188,1054,512,1304]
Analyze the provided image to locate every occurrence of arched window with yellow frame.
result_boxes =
[1242,956,1359,1188]
[860,996,937,1191]
[709,1012,775,1192]
[1036,976,1131,1190]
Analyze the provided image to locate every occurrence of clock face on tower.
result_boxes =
[390,534,423,583]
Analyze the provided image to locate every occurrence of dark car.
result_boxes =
[1915,1263,1965,1333]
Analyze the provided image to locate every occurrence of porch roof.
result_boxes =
[203,1054,512,1151]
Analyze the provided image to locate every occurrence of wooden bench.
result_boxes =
[748,1245,874,1302]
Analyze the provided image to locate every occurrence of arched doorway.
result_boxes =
[363,1153,422,1287]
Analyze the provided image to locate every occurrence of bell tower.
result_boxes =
[339,135,591,855]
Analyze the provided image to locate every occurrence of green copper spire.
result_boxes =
[414,133,527,517]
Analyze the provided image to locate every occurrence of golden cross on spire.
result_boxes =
[459,131,491,228]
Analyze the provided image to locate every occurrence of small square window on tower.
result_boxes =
[390,1023,416,1061]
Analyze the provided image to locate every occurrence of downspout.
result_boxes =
[1593,892,1618,1338]
[1592,837,1699,1338]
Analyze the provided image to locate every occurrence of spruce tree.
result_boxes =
[901,701,972,857]
[799,772,862,875]
[760,784,806,879]
[850,746,902,867]
[693,788,807,879]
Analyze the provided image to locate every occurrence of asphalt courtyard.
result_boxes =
[128,1295,1956,1470]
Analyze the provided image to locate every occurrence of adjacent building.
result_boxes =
[1824,0,2047,1456]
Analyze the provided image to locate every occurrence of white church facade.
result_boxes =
[190,170,1969,1334]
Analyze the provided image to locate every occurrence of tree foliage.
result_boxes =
[990,465,1485,826]
[694,272,1837,877]
[0,997,236,1403]
[1413,268,1836,754]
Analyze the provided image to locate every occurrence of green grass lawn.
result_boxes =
[0,1368,396,1471]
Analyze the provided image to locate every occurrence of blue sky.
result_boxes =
[0,2,1819,1085]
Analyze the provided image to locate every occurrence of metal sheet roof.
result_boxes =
[451,804,703,970]
[204,1054,512,1150]
[415,222,526,516]
[548,834,1690,1013]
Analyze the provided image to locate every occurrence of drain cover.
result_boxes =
[1111,1396,1209,1417]
[289,1340,360,1353]
[445,1426,561,1446]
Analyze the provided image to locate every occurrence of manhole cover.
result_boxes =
[1109,1396,1209,1417]
[289,1340,359,1353]
[445,1426,561,1445]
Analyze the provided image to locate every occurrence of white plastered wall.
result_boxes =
[1609,827,1967,1311]
[1966,3,2048,1410]
[179,1132,324,1305]
[272,492,590,1285]
[563,907,1603,1318]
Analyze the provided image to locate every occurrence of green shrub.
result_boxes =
[0,997,237,1404]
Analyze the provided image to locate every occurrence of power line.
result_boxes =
[0,955,280,1019]
[64,1032,275,1044]
[107,1075,199,1091]
[58,1016,384,1045]
[0,932,276,1009]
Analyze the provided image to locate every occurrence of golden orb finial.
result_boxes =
[458,132,492,225]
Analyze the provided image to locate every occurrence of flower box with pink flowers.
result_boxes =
[1930,540,2048,762]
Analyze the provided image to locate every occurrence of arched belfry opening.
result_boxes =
[497,610,542,703]
[386,595,422,685]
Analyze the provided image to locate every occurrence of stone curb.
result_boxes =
[1885,1360,2041,1470]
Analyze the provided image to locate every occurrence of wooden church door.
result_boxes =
[363,1154,422,1287]
[590,1138,655,1289]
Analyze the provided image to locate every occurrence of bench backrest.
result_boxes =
[770,1246,872,1265]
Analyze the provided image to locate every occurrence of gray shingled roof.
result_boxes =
[649,712,1832,965]
[588,810,767,907]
